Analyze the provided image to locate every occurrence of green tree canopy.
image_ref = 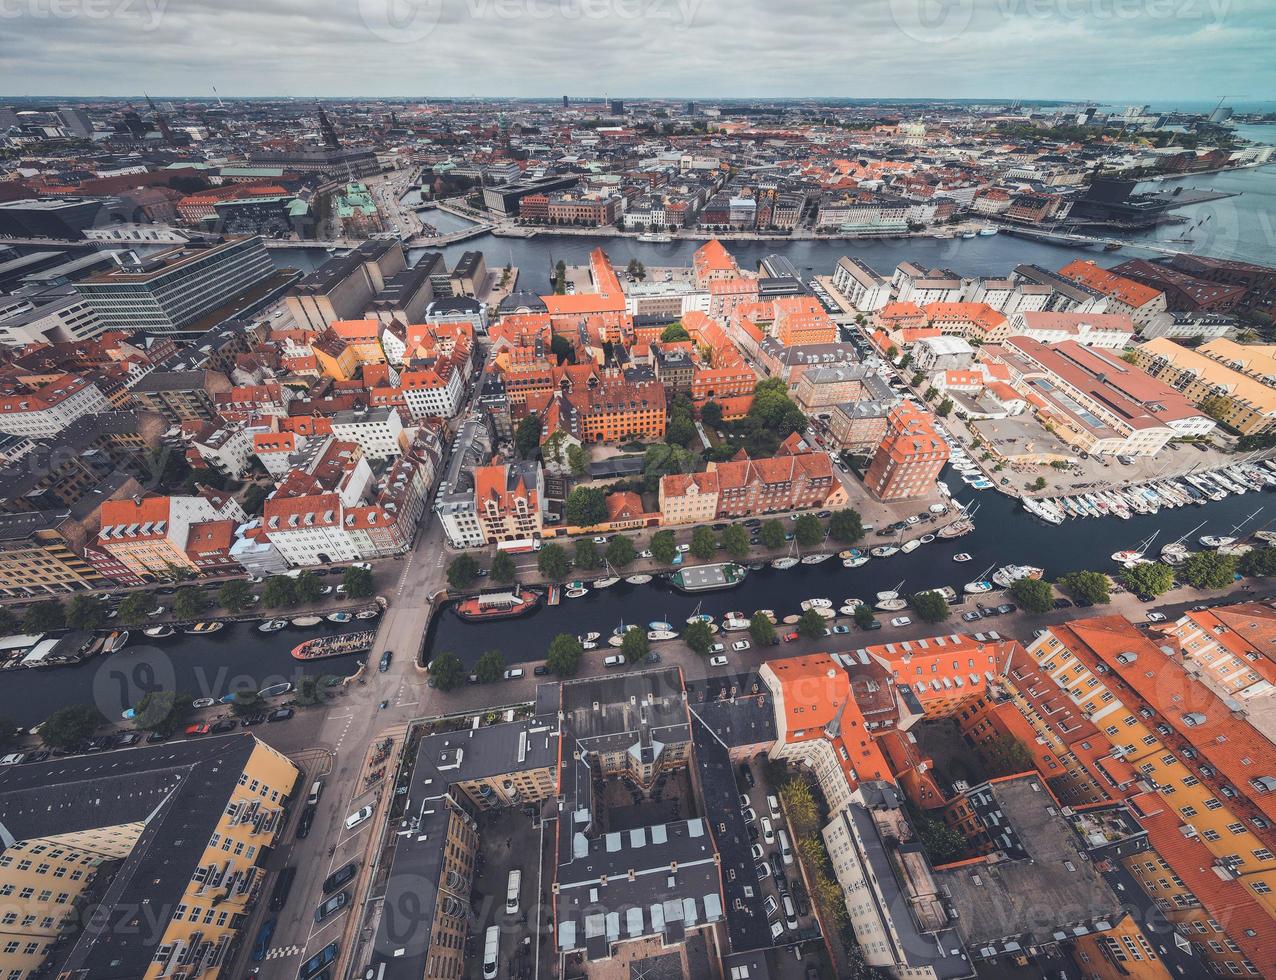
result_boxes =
[721,525,750,559]
[567,444,587,476]
[795,514,824,548]
[749,612,776,646]
[1181,551,1237,590]
[38,704,103,749]
[429,652,465,691]
[573,539,601,570]
[218,580,253,612]
[1121,561,1175,597]
[547,633,584,676]
[565,486,609,527]
[912,590,950,623]
[173,586,207,620]
[1059,570,1111,604]
[1010,577,1054,614]
[748,377,807,438]
[797,608,826,638]
[537,543,572,581]
[261,576,297,608]
[690,526,717,560]
[447,554,479,590]
[295,571,324,603]
[760,520,786,550]
[828,509,864,544]
[660,322,689,343]
[23,600,65,633]
[230,690,265,718]
[1241,548,1276,578]
[473,650,506,683]
[132,690,188,734]
[700,401,723,429]
[650,530,677,565]
[515,415,543,458]
[683,620,713,655]
[981,734,1036,777]
[65,595,105,631]
[341,565,375,598]
[117,592,155,626]
[489,550,516,583]
[0,607,17,635]
[853,603,876,628]
[621,628,649,663]
[606,535,637,568]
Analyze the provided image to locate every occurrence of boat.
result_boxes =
[811,606,835,619]
[722,618,751,632]
[801,598,832,610]
[970,479,994,490]
[579,632,601,643]
[900,540,921,553]
[593,577,620,589]
[258,682,292,698]
[978,227,998,236]
[625,574,653,584]
[753,610,777,623]
[1219,541,1254,557]
[649,620,674,632]
[964,580,994,594]
[326,611,353,623]
[800,553,832,565]
[1160,543,1190,565]
[566,580,587,591]
[938,521,973,539]
[931,586,958,603]
[565,588,589,599]
[1254,530,1276,545]
[292,629,377,661]
[291,615,322,627]
[582,641,598,650]
[771,557,799,570]
[875,597,908,611]
[103,630,130,652]
[613,622,640,636]
[953,553,972,563]
[919,533,936,544]
[668,562,748,593]
[647,630,678,642]
[143,625,176,638]
[870,546,899,558]
[782,614,801,624]
[191,697,215,709]
[452,586,542,622]
[725,612,745,622]
[257,619,288,633]
[686,613,715,626]
[838,550,857,560]
[608,635,625,647]
[992,565,1044,588]
[636,232,673,244]
[1200,535,1236,548]
[842,556,869,568]
[1111,550,1144,563]
[839,602,863,616]
[961,230,977,239]
[354,607,381,620]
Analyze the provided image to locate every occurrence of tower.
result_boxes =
[317,105,341,150]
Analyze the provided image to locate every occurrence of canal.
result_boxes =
[422,469,1276,669]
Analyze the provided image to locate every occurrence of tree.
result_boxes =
[573,539,601,570]
[218,580,252,613]
[750,612,776,646]
[537,543,572,581]
[447,554,478,590]
[229,689,265,717]
[473,650,505,683]
[912,590,950,623]
[1059,570,1110,604]
[606,535,636,568]
[241,484,269,516]
[936,398,954,417]
[296,571,324,603]
[294,674,328,707]
[565,486,609,527]
[173,586,207,620]
[621,628,649,663]
[23,600,64,633]
[547,633,584,676]
[721,525,750,559]
[1122,561,1175,597]
[690,526,717,560]
[747,378,806,438]
[797,608,825,639]
[38,704,102,749]
[117,592,155,626]
[1181,551,1237,590]
[1241,548,1276,578]
[683,620,713,655]
[780,779,820,836]
[0,606,17,635]
[795,514,824,549]
[342,565,375,598]
[131,691,188,734]
[550,333,575,365]
[429,652,465,691]
[760,520,786,550]
[262,576,297,608]
[922,384,938,401]
[1010,577,1054,614]
[665,412,697,448]
[515,415,543,458]
[65,595,105,631]
[660,322,690,342]
[828,509,864,544]
[567,444,587,477]
[701,401,723,429]
[909,805,967,865]
[853,603,876,629]
[650,530,677,565]
[981,734,1036,777]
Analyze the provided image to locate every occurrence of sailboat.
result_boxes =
[1201,506,1264,548]
[771,539,799,570]
[1161,521,1206,566]
[593,559,620,589]
[965,564,996,595]
[1111,530,1159,565]
[874,582,908,611]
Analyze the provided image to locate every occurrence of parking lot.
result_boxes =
[463,808,547,980]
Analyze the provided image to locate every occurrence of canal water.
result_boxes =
[422,470,1276,669]
[0,619,362,728]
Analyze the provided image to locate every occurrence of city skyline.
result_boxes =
[2,0,1273,100]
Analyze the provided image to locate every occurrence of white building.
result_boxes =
[401,367,465,420]
[330,407,406,460]
[913,336,975,373]
[831,257,891,312]
[0,375,108,438]
[1007,311,1135,349]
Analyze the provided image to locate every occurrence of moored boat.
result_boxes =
[647,630,678,642]
[842,556,869,568]
[771,557,799,570]
[326,611,353,623]
[753,609,777,623]
[1110,550,1143,563]
[649,620,674,631]
[964,580,994,595]
[354,607,381,620]
[257,619,288,633]
[565,588,589,599]
[579,632,601,643]
[143,624,176,638]
[184,622,222,635]
[991,565,1044,588]
[625,574,653,584]
[800,553,832,565]
[258,682,292,698]
[191,697,215,709]
[1200,535,1235,548]
[801,598,832,610]
[593,577,620,589]
[291,629,377,661]
[291,615,322,627]
[104,630,130,652]
[452,586,542,622]
[900,539,921,553]
[668,562,747,593]
[870,546,899,558]
[953,553,972,563]
[919,533,936,544]
[875,598,908,611]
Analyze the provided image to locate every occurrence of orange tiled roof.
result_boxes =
[1058,259,1162,309]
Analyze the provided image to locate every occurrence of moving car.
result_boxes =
[379,649,393,672]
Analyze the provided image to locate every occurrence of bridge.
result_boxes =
[1000,226,1198,257]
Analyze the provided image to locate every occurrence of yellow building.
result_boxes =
[0,512,106,599]
[1131,338,1276,435]
[0,733,298,979]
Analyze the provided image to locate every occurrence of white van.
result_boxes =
[504,668,524,680]
[506,869,522,915]
[603,655,623,667]
[782,894,798,930]
[482,925,499,979]
[777,828,793,866]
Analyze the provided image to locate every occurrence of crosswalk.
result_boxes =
[264,944,302,960]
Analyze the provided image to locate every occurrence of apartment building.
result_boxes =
[831,256,891,312]
[1130,338,1276,435]
[1006,310,1135,349]
[472,460,544,545]
[1058,259,1167,327]
[863,403,949,501]
[0,509,106,598]
[576,374,667,443]
[657,471,720,526]
[708,438,843,517]
[330,406,406,459]
[0,374,108,438]
[131,368,233,424]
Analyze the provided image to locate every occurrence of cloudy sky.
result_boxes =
[1,0,1271,101]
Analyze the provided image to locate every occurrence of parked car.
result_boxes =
[890,616,912,627]
[1053,597,1073,609]
[863,619,882,630]
[267,707,294,722]
[830,625,850,634]
[752,843,765,862]
[962,610,983,622]
[675,543,690,553]
[345,805,373,830]
[739,764,755,788]
[995,603,1016,615]
[592,535,608,544]
[503,668,524,680]
[184,723,210,737]
[709,642,725,653]
[210,719,238,734]
[533,665,549,676]
[741,806,757,824]
[251,918,275,961]
[1146,611,1167,623]
[296,804,316,839]
[783,631,800,642]
[709,655,729,667]
[269,866,297,911]
[298,941,339,979]
[323,862,358,895]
